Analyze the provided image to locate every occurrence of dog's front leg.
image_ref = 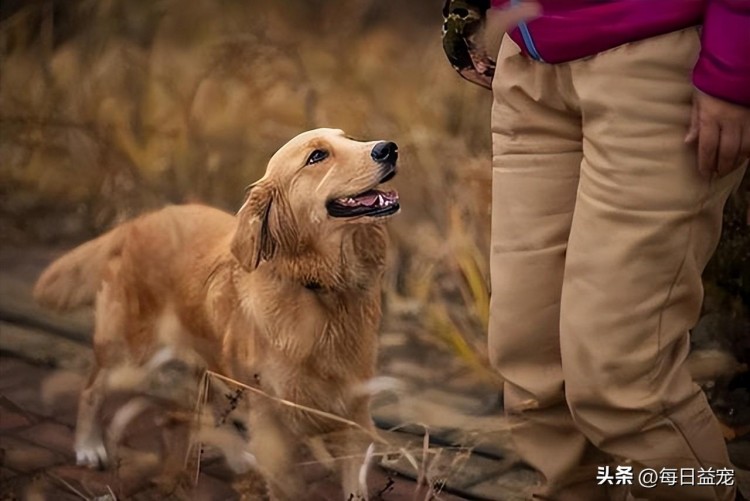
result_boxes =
[244,409,303,501]
[338,425,377,501]
[340,453,366,501]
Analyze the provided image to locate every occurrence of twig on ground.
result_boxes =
[45,471,90,500]
[204,370,387,446]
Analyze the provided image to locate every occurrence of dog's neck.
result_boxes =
[226,224,386,377]
[267,224,388,293]
[225,222,386,358]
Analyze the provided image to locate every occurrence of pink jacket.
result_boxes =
[492,0,750,106]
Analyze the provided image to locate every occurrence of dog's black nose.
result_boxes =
[371,141,398,164]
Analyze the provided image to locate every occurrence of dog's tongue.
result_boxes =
[333,189,399,208]
[356,191,380,207]
[328,188,400,217]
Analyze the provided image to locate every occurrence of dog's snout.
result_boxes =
[371,141,398,164]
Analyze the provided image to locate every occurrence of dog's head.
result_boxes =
[231,128,400,271]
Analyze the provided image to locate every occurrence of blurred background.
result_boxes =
[0,0,748,497]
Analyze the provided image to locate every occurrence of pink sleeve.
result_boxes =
[693,0,750,106]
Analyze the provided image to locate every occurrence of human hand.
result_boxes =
[685,91,750,179]
[486,1,542,35]
[484,1,542,56]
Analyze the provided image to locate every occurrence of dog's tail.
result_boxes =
[33,225,127,311]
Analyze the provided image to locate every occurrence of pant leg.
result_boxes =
[490,37,611,501]
[562,28,746,501]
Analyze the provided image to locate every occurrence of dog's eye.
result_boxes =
[306,149,328,165]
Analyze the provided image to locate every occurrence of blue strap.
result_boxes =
[511,0,545,62]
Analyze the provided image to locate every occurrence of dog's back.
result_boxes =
[34,205,234,310]
[34,205,238,361]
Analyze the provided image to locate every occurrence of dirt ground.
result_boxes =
[0,355,477,500]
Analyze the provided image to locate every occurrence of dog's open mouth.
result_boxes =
[327,188,400,218]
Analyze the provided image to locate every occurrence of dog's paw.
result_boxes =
[75,440,108,469]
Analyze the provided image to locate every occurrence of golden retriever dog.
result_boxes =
[33,128,400,500]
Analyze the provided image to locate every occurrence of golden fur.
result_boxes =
[33,128,399,500]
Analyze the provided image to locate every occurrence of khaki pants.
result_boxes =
[489,28,746,501]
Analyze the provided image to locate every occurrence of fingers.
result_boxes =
[716,125,741,177]
[697,119,719,179]
[513,1,543,19]
[487,1,542,33]
[690,91,750,179]
[685,98,700,144]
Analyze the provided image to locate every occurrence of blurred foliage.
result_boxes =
[0,0,747,377]
[702,177,750,364]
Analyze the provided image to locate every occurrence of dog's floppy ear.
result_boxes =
[231,180,276,271]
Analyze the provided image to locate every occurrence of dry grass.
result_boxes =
[185,369,491,499]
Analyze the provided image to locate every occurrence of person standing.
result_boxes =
[443,1,749,499]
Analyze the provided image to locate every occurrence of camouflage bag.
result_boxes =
[442,0,539,89]
[442,0,495,89]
